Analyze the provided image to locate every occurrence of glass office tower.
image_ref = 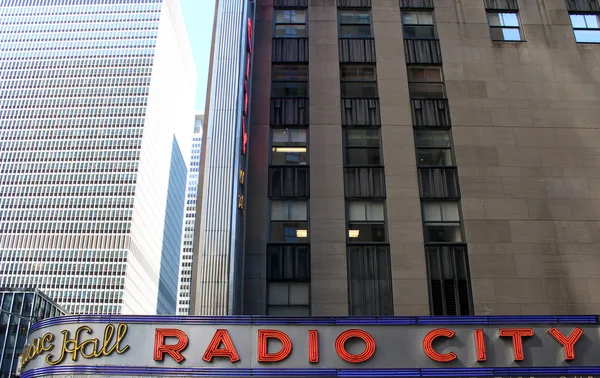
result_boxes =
[176,113,202,315]
[0,0,196,315]
[0,288,67,378]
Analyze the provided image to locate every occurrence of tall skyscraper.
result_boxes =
[0,0,196,315]
[176,113,202,315]
[195,0,600,316]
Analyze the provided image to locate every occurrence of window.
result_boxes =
[422,201,462,243]
[347,201,386,242]
[340,64,378,98]
[272,64,308,97]
[267,245,311,315]
[270,200,308,242]
[347,245,393,316]
[274,10,307,38]
[570,13,600,43]
[426,245,473,316]
[407,66,445,99]
[344,129,381,166]
[402,11,436,39]
[487,12,522,41]
[271,128,307,165]
[338,10,372,38]
[267,281,310,315]
[415,130,453,166]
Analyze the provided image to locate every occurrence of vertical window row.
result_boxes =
[268,3,310,316]
[400,3,474,316]
[338,1,394,317]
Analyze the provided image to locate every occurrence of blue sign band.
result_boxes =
[20,365,600,378]
[30,315,600,332]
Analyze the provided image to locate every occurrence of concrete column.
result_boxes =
[372,0,430,315]
[308,0,349,316]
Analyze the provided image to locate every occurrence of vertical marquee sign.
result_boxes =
[231,0,255,314]
[242,15,252,157]
[237,1,254,215]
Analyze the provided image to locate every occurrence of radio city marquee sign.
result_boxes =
[20,316,600,376]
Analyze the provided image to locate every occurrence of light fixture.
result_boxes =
[296,229,308,238]
[349,230,360,238]
[272,147,306,153]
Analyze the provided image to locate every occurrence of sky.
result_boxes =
[180,0,217,112]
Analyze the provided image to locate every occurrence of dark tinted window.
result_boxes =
[339,10,372,38]
[272,82,308,97]
[274,10,307,38]
[340,65,376,81]
[408,66,445,99]
[346,148,381,166]
[341,82,378,98]
[402,11,436,39]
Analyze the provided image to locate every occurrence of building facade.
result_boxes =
[0,288,66,378]
[0,0,196,315]
[176,113,202,315]
[215,0,600,317]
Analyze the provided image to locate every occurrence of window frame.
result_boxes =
[401,10,438,40]
[273,9,308,38]
[407,65,446,99]
[271,64,309,98]
[270,127,309,166]
[569,12,600,44]
[414,129,455,168]
[269,199,310,243]
[343,128,383,167]
[486,11,524,42]
[421,200,464,244]
[339,64,379,99]
[266,281,311,316]
[346,200,388,243]
[338,8,373,39]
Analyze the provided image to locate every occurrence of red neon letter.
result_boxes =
[247,18,253,52]
[241,117,248,155]
[257,330,292,362]
[154,329,188,363]
[499,328,533,361]
[423,329,457,362]
[309,330,319,363]
[202,329,240,362]
[335,329,376,363]
[548,327,583,361]
[474,329,486,362]
[246,55,251,79]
